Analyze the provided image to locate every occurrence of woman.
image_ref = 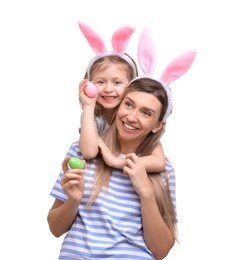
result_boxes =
[47,28,195,259]
[47,78,177,260]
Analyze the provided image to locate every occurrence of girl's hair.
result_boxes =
[83,54,138,117]
[87,77,177,240]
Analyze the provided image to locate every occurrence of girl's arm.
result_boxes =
[98,138,165,172]
[47,157,85,237]
[79,80,99,159]
[139,142,166,172]
[98,137,126,168]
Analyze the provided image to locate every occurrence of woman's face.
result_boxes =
[116,91,163,146]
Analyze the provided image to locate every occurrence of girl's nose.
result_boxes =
[104,82,113,92]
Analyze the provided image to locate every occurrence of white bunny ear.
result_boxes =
[161,50,196,85]
[137,28,156,75]
[78,21,106,54]
[111,25,135,54]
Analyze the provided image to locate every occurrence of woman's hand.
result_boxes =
[61,156,86,202]
[123,153,153,198]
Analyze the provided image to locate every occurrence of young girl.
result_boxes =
[78,22,166,172]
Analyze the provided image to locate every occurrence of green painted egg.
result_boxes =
[68,157,84,169]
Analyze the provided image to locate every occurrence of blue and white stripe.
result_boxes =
[50,142,177,259]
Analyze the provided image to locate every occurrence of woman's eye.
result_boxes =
[125,101,132,108]
[143,111,151,117]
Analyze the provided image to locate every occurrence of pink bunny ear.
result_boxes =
[137,28,155,75]
[161,50,196,85]
[111,25,135,54]
[78,21,106,54]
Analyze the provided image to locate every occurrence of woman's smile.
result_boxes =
[123,122,138,131]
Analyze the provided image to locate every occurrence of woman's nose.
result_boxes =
[127,110,138,122]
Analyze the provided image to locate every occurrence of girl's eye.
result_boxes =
[114,81,121,85]
[96,80,104,85]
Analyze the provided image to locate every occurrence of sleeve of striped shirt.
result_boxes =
[166,159,178,222]
[50,142,82,202]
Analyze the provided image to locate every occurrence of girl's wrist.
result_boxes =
[82,103,96,110]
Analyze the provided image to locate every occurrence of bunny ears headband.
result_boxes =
[134,28,196,122]
[78,22,138,79]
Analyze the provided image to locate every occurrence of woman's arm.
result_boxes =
[140,193,175,259]
[79,80,99,158]
[47,157,85,237]
[124,153,174,259]
[47,198,80,237]
[140,142,166,172]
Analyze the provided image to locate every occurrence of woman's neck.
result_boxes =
[118,138,140,155]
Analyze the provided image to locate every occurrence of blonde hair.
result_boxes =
[87,78,177,240]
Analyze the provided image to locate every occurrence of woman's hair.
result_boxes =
[83,54,138,117]
[87,77,177,240]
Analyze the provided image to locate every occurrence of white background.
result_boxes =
[0,0,245,259]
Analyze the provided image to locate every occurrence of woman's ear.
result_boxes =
[152,121,165,133]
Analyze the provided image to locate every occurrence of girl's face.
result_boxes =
[92,62,130,110]
[116,91,163,147]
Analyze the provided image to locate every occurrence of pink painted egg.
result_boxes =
[85,81,97,98]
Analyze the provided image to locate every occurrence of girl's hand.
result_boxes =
[123,153,153,198]
[79,79,98,106]
[98,137,125,168]
[61,156,86,202]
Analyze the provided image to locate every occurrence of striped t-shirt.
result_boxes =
[50,142,177,260]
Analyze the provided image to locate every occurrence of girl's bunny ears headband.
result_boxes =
[78,22,138,80]
[133,28,196,122]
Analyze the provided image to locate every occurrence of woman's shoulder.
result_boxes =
[165,158,174,172]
